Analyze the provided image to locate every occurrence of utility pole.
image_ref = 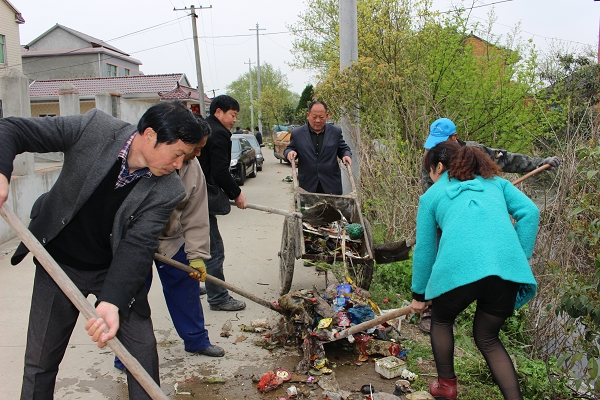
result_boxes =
[339,0,359,194]
[173,4,212,117]
[244,59,255,129]
[249,23,265,134]
[208,88,219,98]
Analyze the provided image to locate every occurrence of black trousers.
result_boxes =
[431,276,523,400]
[21,261,159,400]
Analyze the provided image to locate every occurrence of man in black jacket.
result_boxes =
[284,101,352,195]
[198,95,247,311]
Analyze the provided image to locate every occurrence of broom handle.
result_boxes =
[153,253,286,315]
[0,204,168,400]
[512,163,551,185]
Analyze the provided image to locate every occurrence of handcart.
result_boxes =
[278,160,375,295]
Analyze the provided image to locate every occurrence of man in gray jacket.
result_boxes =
[0,101,203,399]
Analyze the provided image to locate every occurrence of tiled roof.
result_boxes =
[159,83,200,100]
[29,74,186,98]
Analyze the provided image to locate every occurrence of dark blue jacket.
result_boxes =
[284,123,352,195]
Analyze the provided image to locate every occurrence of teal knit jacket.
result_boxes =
[412,171,539,310]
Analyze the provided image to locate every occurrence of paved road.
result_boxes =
[0,155,324,399]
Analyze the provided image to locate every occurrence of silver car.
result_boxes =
[239,133,264,171]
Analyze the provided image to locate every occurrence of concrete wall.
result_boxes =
[23,54,100,80]
[99,54,141,77]
[0,1,23,100]
[120,98,158,124]
[28,27,89,51]
[31,101,95,117]
[0,168,62,245]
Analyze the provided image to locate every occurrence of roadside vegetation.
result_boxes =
[289,0,600,398]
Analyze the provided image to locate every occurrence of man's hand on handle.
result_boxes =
[85,301,120,348]
[0,174,9,207]
[189,259,207,281]
[286,151,297,164]
[234,192,247,209]
[542,156,562,170]
[342,156,352,167]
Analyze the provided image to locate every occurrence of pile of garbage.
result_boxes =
[250,283,423,397]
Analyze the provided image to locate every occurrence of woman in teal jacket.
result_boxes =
[411,141,539,400]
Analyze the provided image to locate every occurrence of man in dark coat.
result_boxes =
[284,101,352,195]
[254,126,263,145]
[198,95,247,311]
[0,101,204,399]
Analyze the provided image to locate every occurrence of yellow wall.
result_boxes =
[31,101,96,117]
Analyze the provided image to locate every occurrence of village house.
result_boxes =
[0,0,25,117]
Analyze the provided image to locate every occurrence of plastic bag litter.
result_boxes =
[347,305,376,324]
[317,371,340,392]
[257,371,283,393]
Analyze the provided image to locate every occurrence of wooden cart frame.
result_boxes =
[278,161,375,295]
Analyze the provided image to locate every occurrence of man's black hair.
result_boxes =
[209,95,240,115]
[137,101,202,145]
[307,100,328,113]
[236,126,241,130]
[254,126,259,131]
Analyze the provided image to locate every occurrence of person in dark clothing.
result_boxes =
[284,101,352,195]
[0,101,204,399]
[233,126,243,135]
[198,95,247,311]
[254,126,263,145]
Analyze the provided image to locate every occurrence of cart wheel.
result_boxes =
[353,219,375,290]
[278,216,296,295]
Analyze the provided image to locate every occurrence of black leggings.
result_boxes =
[431,276,523,400]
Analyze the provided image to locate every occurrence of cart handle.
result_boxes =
[343,163,374,260]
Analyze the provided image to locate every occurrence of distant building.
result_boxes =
[21,24,142,81]
[0,0,25,116]
[28,73,211,123]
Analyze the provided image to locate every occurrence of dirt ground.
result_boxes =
[171,322,437,400]
[0,155,435,399]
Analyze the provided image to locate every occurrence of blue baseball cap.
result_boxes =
[424,118,457,149]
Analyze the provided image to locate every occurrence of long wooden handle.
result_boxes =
[334,305,413,341]
[291,158,299,191]
[0,204,168,400]
[153,253,286,315]
[229,200,302,219]
[512,163,551,185]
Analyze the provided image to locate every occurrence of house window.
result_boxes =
[0,35,6,64]
[106,64,117,77]
[38,114,57,117]
[124,68,130,76]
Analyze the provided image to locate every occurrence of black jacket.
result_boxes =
[199,115,241,200]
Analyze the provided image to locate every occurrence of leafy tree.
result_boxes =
[295,84,315,122]
[225,63,298,132]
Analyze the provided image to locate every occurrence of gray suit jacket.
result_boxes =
[283,123,352,195]
[0,109,185,317]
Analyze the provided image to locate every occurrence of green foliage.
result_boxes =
[551,143,600,396]
[294,83,315,123]
[225,63,298,132]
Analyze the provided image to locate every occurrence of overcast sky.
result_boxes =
[14,0,600,96]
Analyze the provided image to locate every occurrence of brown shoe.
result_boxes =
[419,306,432,333]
